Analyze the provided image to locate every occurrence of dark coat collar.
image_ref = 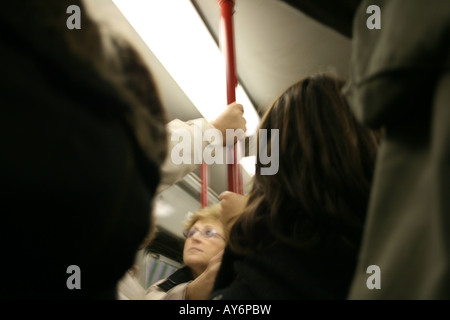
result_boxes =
[157,266,194,292]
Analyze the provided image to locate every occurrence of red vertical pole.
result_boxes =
[218,0,243,195]
[201,163,208,207]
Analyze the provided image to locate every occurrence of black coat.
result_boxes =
[0,0,166,299]
[211,237,358,300]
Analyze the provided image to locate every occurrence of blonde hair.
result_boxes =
[183,204,228,240]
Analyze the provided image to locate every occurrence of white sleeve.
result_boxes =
[116,272,146,300]
[156,118,220,194]
[144,280,191,300]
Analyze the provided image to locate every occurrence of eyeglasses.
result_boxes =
[183,227,225,241]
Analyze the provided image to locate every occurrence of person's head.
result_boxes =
[229,73,381,255]
[0,1,169,298]
[182,204,227,278]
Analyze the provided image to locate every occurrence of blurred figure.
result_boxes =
[344,0,450,299]
[118,204,226,300]
[211,73,381,299]
[0,0,167,299]
[0,0,247,300]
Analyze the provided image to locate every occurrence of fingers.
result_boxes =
[230,102,244,114]
[228,104,246,130]
[219,191,234,212]
[219,191,247,230]
[219,191,243,202]
[232,104,247,132]
[219,191,231,200]
[211,102,247,143]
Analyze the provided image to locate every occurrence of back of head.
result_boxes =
[229,73,381,254]
[0,0,167,299]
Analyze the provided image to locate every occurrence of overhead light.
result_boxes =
[112,0,260,137]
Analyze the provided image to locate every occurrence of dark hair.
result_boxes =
[228,74,381,255]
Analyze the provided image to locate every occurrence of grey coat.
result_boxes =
[344,0,450,299]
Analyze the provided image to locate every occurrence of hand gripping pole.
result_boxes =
[201,0,243,207]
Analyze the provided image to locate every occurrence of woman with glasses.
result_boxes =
[118,203,227,300]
